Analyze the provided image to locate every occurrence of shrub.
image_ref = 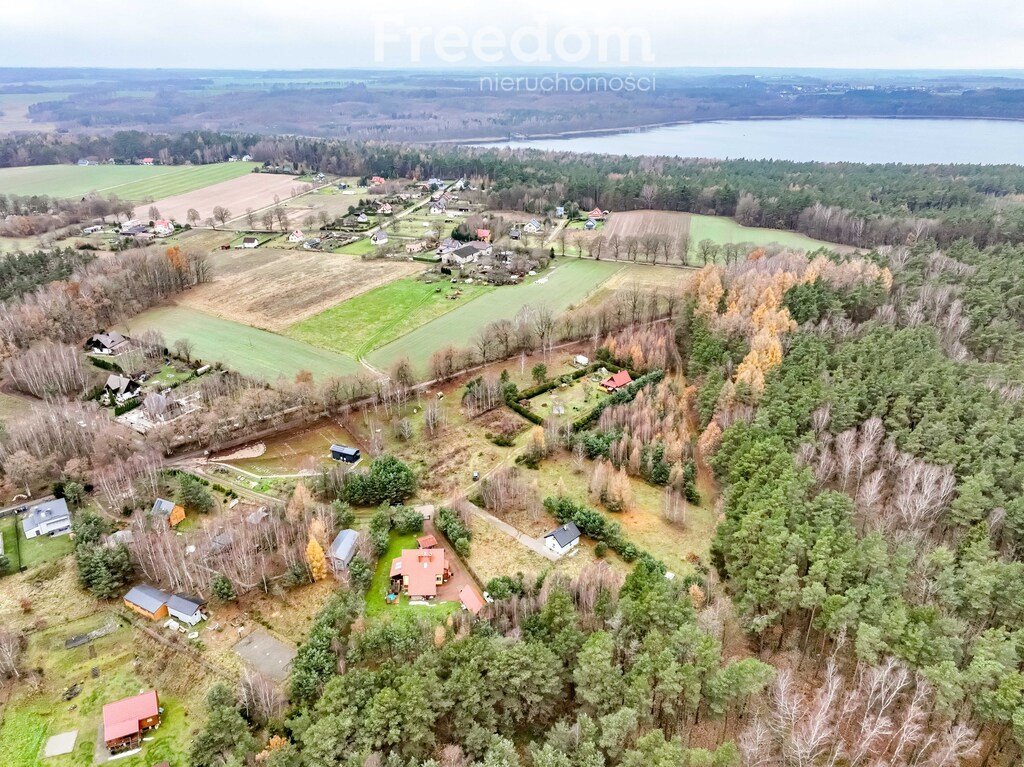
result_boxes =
[341,455,417,506]
[211,573,237,601]
[392,506,424,535]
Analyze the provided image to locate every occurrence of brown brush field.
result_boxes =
[175,246,423,331]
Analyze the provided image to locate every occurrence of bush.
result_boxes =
[595,542,608,558]
[341,455,417,506]
[332,500,356,529]
[211,573,237,601]
[178,473,215,514]
[436,506,472,555]
[392,506,424,535]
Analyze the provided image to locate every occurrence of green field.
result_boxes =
[335,238,376,255]
[118,306,361,381]
[367,259,623,372]
[287,278,493,359]
[689,214,836,250]
[0,162,257,200]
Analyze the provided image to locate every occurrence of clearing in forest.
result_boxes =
[602,210,838,250]
[135,172,307,224]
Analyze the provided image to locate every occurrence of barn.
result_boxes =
[330,445,361,463]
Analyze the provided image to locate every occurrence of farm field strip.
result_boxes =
[286,278,493,359]
[600,210,840,250]
[117,305,362,381]
[367,259,624,372]
[133,172,307,224]
[0,162,255,200]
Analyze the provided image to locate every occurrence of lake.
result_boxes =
[477,118,1024,165]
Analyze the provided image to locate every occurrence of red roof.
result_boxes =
[601,370,633,390]
[476,228,491,241]
[400,548,447,598]
[459,585,485,615]
[102,690,159,743]
[417,534,438,549]
[589,207,604,219]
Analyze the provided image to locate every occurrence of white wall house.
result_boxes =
[22,498,72,539]
[544,522,581,557]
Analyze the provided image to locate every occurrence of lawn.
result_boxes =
[287,278,493,359]
[0,516,74,571]
[334,238,376,255]
[0,162,256,201]
[365,532,460,620]
[0,391,33,423]
[367,259,624,373]
[117,306,362,381]
[142,363,193,391]
[688,213,836,250]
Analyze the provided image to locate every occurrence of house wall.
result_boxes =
[168,607,201,626]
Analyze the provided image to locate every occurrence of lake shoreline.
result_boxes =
[457,114,1024,147]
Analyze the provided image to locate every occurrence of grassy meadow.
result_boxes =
[287,278,493,359]
[688,213,837,250]
[118,306,361,381]
[367,259,623,372]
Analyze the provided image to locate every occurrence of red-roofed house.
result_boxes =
[141,158,154,166]
[459,585,486,615]
[417,534,438,549]
[153,220,174,236]
[390,548,450,599]
[476,228,491,242]
[588,207,605,220]
[600,370,633,392]
[102,690,161,753]
[370,175,387,186]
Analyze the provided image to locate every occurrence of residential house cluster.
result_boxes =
[123,583,206,626]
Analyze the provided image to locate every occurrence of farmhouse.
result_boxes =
[288,229,305,243]
[544,522,581,557]
[327,528,359,570]
[442,244,482,267]
[121,219,146,235]
[429,202,446,215]
[330,444,361,463]
[241,236,259,248]
[390,548,450,599]
[22,498,71,539]
[370,175,386,186]
[153,220,174,236]
[85,331,130,355]
[587,206,606,220]
[150,498,186,528]
[584,219,597,230]
[123,584,171,620]
[524,219,542,234]
[378,202,393,215]
[370,230,388,245]
[459,585,486,615]
[140,157,155,166]
[555,206,566,218]
[82,224,104,234]
[103,374,141,404]
[476,228,491,242]
[102,690,161,753]
[436,237,460,255]
[356,212,369,223]
[600,370,633,392]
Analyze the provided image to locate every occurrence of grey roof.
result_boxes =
[451,245,480,258]
[330,444,359,456]
[89,331,128,350]
[166,594,204,616]
[23,498,70,532]
[151,498,176,516]
[246,509,269,525]
[545,522,581,547]
[105,374,138,396]
[124,583,169,614]
[328,529,359,565]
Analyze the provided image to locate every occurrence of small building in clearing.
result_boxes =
[150,498,186,528]
[327,528,359,571]
[330,444,360,463]
[241,236,259,249]
[459,585,486,615]
[544,522,581,557]
[288,229,305,243]
[166,594,205,626]
[102,690,161,753]
[153,220,174,236]
[85,331,130,355]
[123,584,171,621]
[416,534,438,549]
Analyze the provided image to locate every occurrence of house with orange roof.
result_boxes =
[459,585,486,615]
[476,228,491,242]
[102,689,161,753]
[600,370,633,392]
[390,548,450,599]
[417,534,438,549]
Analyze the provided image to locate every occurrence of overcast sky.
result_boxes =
[2,0,1023,70]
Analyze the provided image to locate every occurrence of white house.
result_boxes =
[288,229,305,243]
[241,236,259,249]
[524,219,542,234]
[543,522,581,557]
[356,212,369,224]
[23,498,72,539]
[371,230,388,245]
[573,355,590,368]
[153,220,174,236]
